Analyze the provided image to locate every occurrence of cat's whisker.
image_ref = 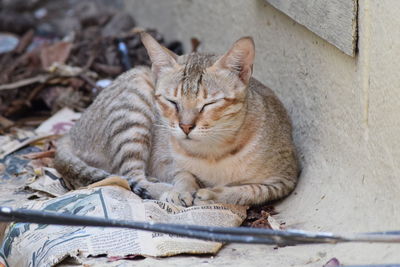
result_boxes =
[153,124,176,130]
[199,129,237,133]
[154,124,170,129]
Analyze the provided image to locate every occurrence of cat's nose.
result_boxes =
[179,123,196,135]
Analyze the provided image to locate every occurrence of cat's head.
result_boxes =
[141,32,255,147]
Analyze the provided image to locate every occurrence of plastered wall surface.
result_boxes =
[123,0,400,265]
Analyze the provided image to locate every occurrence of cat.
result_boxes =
[54,32,300,207]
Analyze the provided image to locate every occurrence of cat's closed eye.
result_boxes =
[166,99,179,111]
[199,101,217,113]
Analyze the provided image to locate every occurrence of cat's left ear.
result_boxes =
[213,37,255,85]
[141,32,179,77]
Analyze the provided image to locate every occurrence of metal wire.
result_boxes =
[1,206,400,246]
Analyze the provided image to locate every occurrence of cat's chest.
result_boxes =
[174,152,250,187]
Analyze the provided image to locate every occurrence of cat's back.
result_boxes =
[248,78,293,135]
[71,66,153,132]
[54,66,158,188]
[67,66,156,166]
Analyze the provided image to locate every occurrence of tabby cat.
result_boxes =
[54,32,299,207]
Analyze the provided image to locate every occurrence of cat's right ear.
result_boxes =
[213,37,255,85]
[141,32,179,77]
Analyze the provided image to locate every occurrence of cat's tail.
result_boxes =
[54,135,111,189]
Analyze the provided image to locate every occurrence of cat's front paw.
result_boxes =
[160,190,194,207]
[130,179,173,200]
[193,188,216,205]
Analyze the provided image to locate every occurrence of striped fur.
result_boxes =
[54,33,300,207]
[54,67,171,199]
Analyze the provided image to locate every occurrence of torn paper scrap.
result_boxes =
[35,107,81,135]
[25,167,69,197]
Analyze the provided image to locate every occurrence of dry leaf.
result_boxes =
[40,42,73,69]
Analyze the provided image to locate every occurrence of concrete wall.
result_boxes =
[124,0,400,265]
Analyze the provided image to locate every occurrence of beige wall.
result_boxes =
[124,0,400,265]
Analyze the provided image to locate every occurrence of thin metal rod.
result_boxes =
[0,206,282,245]
[1,206,400,246]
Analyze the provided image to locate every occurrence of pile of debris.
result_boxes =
[0,0,182,130]
[242,204,284,229]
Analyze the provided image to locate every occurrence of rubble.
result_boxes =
[0,33,19,54]
[242,204,283,229]
[0,0,182,122]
